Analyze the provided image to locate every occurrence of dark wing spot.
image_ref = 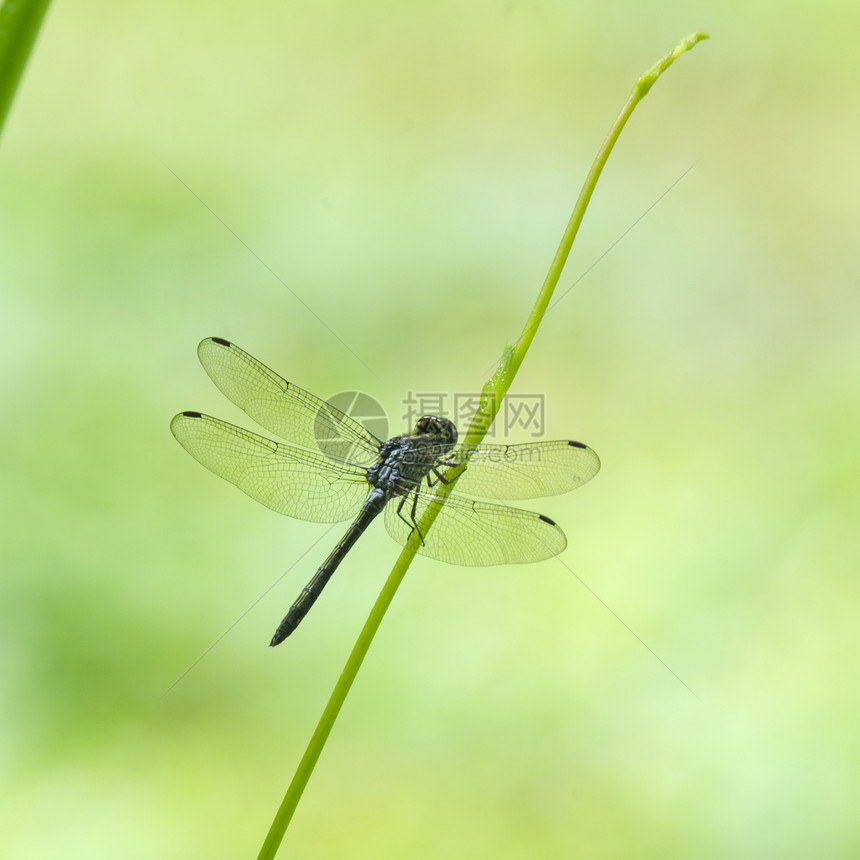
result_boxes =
[182,411,203,418]
[568,440,586,449]
[211,336,231,347]
[538,514,557,526]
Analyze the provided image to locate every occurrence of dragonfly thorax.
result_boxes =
[365,416,458,497]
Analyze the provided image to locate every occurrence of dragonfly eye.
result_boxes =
[415,415,458,446]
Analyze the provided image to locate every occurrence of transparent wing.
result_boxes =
[196,337,381,465]
[171,411,370,523]
[383,490,566,566]
[442,440,600,500]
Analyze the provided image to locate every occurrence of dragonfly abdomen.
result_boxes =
[270,489,388,645]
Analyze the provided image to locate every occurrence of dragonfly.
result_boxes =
[170,337,600,645]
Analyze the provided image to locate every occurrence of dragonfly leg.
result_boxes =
[395,494,426,545]
[427,467,451,487]
[427,457,467,487]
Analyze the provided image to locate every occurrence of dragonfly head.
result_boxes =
[414,415,458,450]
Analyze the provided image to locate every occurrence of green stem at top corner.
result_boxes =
[0,0,52,141]
[257,29,709,860]
[482,28,710,427]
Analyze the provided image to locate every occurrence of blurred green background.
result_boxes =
[2,1,858,858]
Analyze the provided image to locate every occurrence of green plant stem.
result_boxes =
[0,0,52,141]
[496,29,710,406]
[258,30,708,860]
[257,542,416,859]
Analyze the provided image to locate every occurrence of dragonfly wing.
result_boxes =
[196,337,380,465]
[171,412,370,522]
[383,490,566,566]
[441,440,600,499]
